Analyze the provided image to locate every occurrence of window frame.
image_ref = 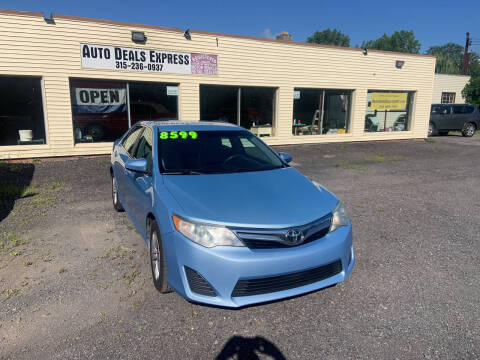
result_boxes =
[0,75,48,148]
[441,92,456,104]
[199,84,278,137]
[133,126,154,175]
[121,125,144,157]
[364,90,415,133]
[69,77,179,145]
[292,87,353,136]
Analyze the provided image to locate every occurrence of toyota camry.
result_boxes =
[110,121,354,307]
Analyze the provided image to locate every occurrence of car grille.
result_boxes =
[231,214,332,249]
[184,266,216,296]
[231,260,342,297]
[240,227,330,249]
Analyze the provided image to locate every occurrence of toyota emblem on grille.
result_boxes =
[285,229,304,245]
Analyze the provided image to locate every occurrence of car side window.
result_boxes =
[122,127,144,156]
[431,105,446,115]
[453,105,472,114]
[134,127,153,173]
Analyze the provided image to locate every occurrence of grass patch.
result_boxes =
[424,138,436,143]
[0,184,38,200]
[123,270,140,286]
[9,249,22,257]
[137,325,147,333]
[364,153,408,163]
[3,288,21,300]
[334,160,368,172]
[102,245,136,260]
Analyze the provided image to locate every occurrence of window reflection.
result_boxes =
[70,79,178,143]
[200,85,276,137]
[364,91,414,132]
[292,89,352,135]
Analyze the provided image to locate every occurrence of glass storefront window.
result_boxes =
[292,89,352,136]
[200,85,276,137]
[129,82,178,124]
[364,90,414,132]
[70,79,178,143]
[0,76,46,146]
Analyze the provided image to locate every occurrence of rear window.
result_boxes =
[453,105,474,114]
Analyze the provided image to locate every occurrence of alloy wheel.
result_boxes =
[151,232,160,280]
[112,177,118,204]
[466,124,475,137]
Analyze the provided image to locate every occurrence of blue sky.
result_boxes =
[3,0,480,53]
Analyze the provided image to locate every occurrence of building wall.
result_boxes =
[0,10,436,159]
[432,74,470,104]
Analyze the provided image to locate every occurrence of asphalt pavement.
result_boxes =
[0,134,479,359]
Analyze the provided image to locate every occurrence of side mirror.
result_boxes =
[278,152,292,164]
[125,158,148,173]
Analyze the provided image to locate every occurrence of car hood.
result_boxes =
[163,167,338,228]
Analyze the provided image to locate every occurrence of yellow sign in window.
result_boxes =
[370,92,408,111]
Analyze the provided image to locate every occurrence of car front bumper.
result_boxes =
[164,223,354,308]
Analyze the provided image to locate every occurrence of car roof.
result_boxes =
[138,120,244,131]
[432,103,474,106]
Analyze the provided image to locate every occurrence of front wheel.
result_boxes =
[461,123,476,137]
[149,220,172,293]
[428,122,437,137]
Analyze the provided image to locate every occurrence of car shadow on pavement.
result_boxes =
[0,162,35,223]
[216,336,286,360]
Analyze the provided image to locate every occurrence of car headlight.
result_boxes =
[330,201,349,232]
[172,215,244,248]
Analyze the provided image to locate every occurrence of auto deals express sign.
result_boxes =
[80,43,218,75]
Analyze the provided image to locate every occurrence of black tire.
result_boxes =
[428,122,437,137]
[86,124,105,141]
[461,122,476,137]
[438,131,448,136]
[149,220,172,293]
[111,175,124,212]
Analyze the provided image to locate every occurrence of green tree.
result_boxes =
[306,29,350,47]
[462,76,480,106]
[433,53,461,74]
[361,30,421,53]
[427,42,464,72]
[426,42,480,75]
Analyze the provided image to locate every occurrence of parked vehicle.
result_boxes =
[429,104,480,137]
[74,102,176,142]
[110,121,354,307]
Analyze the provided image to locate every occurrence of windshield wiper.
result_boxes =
[163,170,204,175]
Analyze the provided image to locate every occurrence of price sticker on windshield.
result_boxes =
[159,131,198,140]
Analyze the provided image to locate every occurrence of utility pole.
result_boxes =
[462,32,471,75]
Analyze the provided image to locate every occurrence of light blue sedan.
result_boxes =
[110,121,354,307]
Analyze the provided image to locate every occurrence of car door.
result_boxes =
[451,105,468,130]
[431,104,450,130]
[113,126,144,210]
[127,126,155,233]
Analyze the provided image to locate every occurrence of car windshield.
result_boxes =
[158,129,285,174]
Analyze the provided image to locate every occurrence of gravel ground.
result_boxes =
[0,134,479,359]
